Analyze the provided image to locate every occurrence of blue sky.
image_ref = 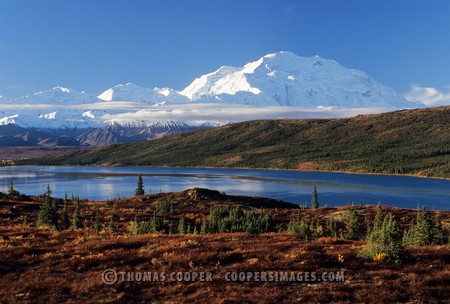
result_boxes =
[1,0,450,104]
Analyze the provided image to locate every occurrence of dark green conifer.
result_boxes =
[431,213,445,245]
[108,211,116,232]
[8,179,20,198]
[135,175,144,196]
[37,184,58,229]
[311,185,319,209]
[60,193,70,230]
[344,206,362,240]
[414,208,433,245]
[186,223,191,235]
[71,197,83,230]
[93,204,102,233]
[360,212,405,263]
[200,218,208,234]
[178,216,186,234]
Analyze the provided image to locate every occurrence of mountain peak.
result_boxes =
[98,82,189,104]
[52,86,71,93]
[180,51,416,108]
[9,86,98,105]
[263,50,297,59]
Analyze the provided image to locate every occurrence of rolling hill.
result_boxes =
[20,106,450,179]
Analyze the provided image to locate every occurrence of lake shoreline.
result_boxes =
[12,163,450,182]
[2,165,450,210]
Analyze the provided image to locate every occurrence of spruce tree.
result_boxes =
[344,206,362,240]
[135,175,144,196]
[178,216,186,234]
[311,185,319,209]
[402,220,415,246]
[37,184,58,229]
[373,205,383,232]
[93,204,101,233]
[8,179,14,196]
[8,179,20,198]
[287,213,310,239]
[431,213,445,245]
[360,212,405,263]
[71,198,83,230]
[200,218,208,234]
[326,214,337,237]
[186,223,191,235]
[60,193,70,230]
[145,212,158,233]
[414,208,433,245]
[108,211,116,232]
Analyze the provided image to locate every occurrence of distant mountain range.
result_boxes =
[0,51,424,146]
[20,106,450,179]
[0,123,216,147]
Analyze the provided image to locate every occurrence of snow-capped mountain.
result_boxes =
[0,51,425,146]
[0,108,105,129]
[180,51,415,108]
[98,82,189,104]
[11,86,99,105]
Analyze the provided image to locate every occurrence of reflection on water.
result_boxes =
[1,166,449,210]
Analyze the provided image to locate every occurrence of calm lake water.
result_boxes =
[1,166,449,210]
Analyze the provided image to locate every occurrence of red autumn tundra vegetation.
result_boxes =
[0,187,449,303]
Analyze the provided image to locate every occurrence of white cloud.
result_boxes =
[0,100,398,128]
[100,104,396,124]
[404,85,450,106]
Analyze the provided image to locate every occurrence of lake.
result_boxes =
[1,166,449,210]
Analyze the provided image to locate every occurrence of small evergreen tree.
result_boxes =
[37,184,58,229]
[326,213,337,237]
[186,223,191,235]
[108,211,116,232]
[178,216,186,234]
[8,179,20,198]
[200,217,208,234]
[311,185,319,209]
[287,213,310,239]
[155,199,173,215]
[93,204,102,233]
[360,213,405,263]
[403,208,444,246]
[71,198,83,230]
[373,205,383,232]
[413,208,433,245]
[130,215,141,235]
[431,213,445,245]
[8,179,14,196]
[135,175,144,196]
[344,206,362,240]
[60,193,70,230]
